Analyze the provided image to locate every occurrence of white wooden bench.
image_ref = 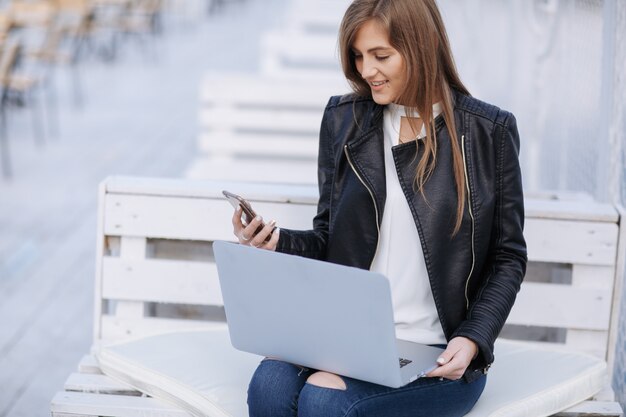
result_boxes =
[282,0,349,35]
[197,73,346,157]
[186,73,348,184]
[50,176,625,417]
[256,0,348,82]
[258,31,343,79]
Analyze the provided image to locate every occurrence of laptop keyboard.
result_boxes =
[399,358,412,368]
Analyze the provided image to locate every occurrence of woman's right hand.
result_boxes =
[232,206,280,251]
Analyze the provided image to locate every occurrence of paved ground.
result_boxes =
[0,1,287,415]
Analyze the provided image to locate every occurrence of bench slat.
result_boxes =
[260,32,339,71]
[525,218,619,265]
[201,77,344,107]
[199,133,318,158]
[100,315,227,343]
[104,177,319,204]
[508,282,612,331]
[104,194,317,241]
[102,258,222,305]
[200,108,323,134]
[525,199,618,222]
[101,177,619,221]
[51,391,190,417]
[185,157,318,184]
[65,373,139,396]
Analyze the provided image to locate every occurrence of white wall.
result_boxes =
[438,0,624,202]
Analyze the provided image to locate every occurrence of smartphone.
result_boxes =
[223,190,270,241]
[223,190,259,225]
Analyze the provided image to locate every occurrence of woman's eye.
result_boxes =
[376,56,390,61]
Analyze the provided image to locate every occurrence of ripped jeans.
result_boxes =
[247,358,486,417]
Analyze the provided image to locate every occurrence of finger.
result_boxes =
[427,358,463,379]
[240,215,263,244]
[232,206,243,229]
[435,345,458,367]
[425,348,451,378]
[427,361,449,378]
[259,226,280,251]
[427,351,468,379]
[233,207,248,242]
[250,220,276,248]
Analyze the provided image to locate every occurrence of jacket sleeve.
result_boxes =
[275,98,336,260]
[452,112,528,371]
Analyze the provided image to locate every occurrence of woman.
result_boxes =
[231,0,527,415]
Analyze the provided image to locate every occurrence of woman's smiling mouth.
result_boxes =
[370,80,389,91]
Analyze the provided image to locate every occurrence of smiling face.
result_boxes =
[351,19,408,105]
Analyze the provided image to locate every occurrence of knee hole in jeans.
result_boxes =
[306,371,347,391]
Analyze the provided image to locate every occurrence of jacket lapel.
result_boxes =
[344,103,387,226]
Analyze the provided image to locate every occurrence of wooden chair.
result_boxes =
[7,0,57,28]
[122,0,163,35]
[77,0,162,62]
[30,0,93,107]
[0,41,20,178]
[3,0,62,141]
[1,45,50,145]
[50,176,625,417]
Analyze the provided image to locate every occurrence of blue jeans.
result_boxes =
[247,358,486,417]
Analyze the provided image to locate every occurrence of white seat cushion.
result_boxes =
[98,328,262,417]
[97,329,607,417]
[467,340,606,416]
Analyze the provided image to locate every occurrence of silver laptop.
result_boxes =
[213,240,444,388]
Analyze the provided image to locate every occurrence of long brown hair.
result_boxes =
[339,0,470,236]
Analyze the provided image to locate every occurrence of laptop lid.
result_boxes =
[213,241,442,388]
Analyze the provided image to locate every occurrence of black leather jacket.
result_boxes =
[276,91,527,382]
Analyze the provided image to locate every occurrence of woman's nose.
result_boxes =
[360,58,378,79]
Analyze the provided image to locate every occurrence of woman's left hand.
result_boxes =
[426,336,478,380]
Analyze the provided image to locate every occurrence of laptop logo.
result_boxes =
[399,358,413,368]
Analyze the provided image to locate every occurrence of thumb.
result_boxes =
[436,348,454,365]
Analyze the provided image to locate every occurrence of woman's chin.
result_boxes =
[371,94,394,105]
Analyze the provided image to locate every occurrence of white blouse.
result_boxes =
[369,102,447,345]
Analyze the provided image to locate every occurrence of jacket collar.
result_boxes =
[342,93,457,227]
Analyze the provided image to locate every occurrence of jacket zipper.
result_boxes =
[461,135,476,310]
[344,145,380,268]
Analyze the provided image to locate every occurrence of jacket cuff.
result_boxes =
[451,325,494,371]
[275,227,326,259]
[275,227,293,254]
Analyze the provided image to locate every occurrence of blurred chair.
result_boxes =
[1,47,50,145]
[106,0,163,60]
[7,0,57,28]
[0,42,21,178]
[0,12,12,40]
[124,0,163,35]
[4,0,60,141]
[38,0,93,107]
